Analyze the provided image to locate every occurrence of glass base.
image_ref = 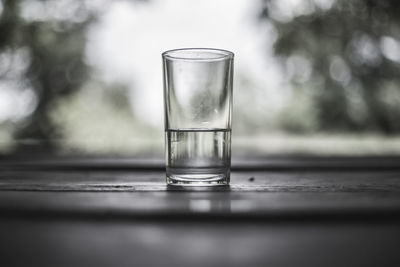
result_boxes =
[166,173,229,186]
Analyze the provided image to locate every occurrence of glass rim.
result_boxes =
[162,48,234,61]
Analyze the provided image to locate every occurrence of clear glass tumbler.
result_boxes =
[162,48,234,186]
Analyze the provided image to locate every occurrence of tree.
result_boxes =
[261,0,400,134]
[0,0,95,153]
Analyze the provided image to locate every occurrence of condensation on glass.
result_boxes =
[162,48,234,186]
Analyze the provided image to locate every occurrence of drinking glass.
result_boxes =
[162,48,234,186]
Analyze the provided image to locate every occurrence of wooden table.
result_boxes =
[1,156,400,266]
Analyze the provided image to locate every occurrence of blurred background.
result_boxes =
[1,0,400,157]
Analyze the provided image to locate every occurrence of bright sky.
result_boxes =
[86,0,284,127]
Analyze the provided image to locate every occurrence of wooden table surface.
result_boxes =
[1,156,400,267]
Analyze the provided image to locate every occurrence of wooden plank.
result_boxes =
[0,170,399,220]
[0,170,399,192]
[0,172,398,220]
[1,219,400,267]
[1,190,400,221]
[1,156,400,170]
